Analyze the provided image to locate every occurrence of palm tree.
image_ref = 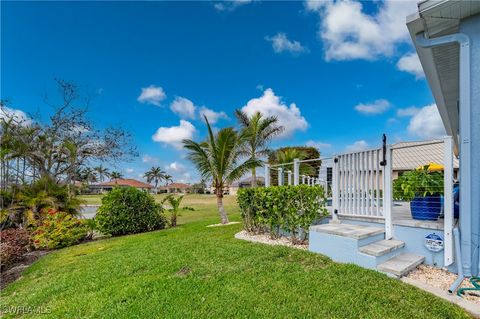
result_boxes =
[94,165,110,183]
[276,149,316,176]
[82,167,98,185]
[163,174,173,186]
[183,116,261,224]
[110,171,123,184]
[144,166,166,194]
[235,110,284,187]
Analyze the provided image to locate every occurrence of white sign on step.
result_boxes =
[424,233,444,252]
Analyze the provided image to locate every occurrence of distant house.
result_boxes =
[90,179,153,193]
[159,183,191,194]
[392,139,459,179]
[229,177,265,195]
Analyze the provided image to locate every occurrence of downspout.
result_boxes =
[415,32,472,277]
[448,228,464,294]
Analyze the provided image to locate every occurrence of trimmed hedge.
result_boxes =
[237,185,327,243]
[95,187,166,236]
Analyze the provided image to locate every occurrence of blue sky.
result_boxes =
[1,1,445,183]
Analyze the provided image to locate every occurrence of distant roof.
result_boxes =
[95,179,153,188]
[392,139,459,170]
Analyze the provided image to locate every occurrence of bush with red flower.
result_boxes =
[31,209,89,249]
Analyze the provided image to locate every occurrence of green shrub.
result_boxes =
[95,187,166,236]
[32,209,89,249]
[237,185,327,244]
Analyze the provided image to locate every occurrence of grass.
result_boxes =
[1,195,470,318]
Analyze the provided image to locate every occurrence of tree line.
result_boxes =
[0,79,137,212]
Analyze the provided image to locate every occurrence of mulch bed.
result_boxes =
[1,250,49,290]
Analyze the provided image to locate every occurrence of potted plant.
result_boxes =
[393,165,444,221]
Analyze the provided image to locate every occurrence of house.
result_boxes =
[159,182,191,194]
[229,177,265,195]
[89,179,153,193]
[263,1,479,281]
[407,0,480,278]
[391,139,459,179]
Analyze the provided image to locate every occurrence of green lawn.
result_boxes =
[1,195,470,318]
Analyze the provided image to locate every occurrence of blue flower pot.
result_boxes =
[410,194,442,221]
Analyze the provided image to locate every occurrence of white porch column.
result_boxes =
[383,146,393,239]
[444,136,454,266]
[264,164,270,187]
[287,171,292,185]
[302,175,306,184]
[293,158,300,186]
[278,167,284,186]
[332,156,339,222]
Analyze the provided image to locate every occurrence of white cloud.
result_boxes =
[265,33,308,55]
[407,104,445,139]
[170,97,197,119]
[305,140,331,150]
[137,85,166,106]
[167,161,186,173]
[397,52,424,79]
[345,140,369,152]
[198,106,228,124]
[306,0,417,61]
[354,99,391,115]
[0,106,31,125]
[240,88,308,137]
[396,106,420,117]
[126,168,134,173]
[214,0,252,12]
[152,120,196,149]
[142,154,160,164]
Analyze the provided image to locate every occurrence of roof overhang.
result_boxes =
[406,0,480,155]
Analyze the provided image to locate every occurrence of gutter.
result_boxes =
[415,31,471,277]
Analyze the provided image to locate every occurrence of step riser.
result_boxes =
[377,254,425,277]
[309,231,385,268]
[358,247,405,268]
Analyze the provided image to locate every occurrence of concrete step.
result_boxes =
[377,253,425,278]
[310,223,384,239]
[359,240,405,257]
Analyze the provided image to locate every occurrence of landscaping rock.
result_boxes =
[234,230,308,250]
[407,264,479,305]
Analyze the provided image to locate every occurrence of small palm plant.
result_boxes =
[161,195,193,227]
[183,116,261,224]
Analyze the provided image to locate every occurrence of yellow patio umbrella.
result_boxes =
[416,162,444,172]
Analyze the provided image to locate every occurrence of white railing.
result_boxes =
[263,136,454,255]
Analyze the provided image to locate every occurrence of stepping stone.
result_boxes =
[359,240,405,256]
[377,253,424,277]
